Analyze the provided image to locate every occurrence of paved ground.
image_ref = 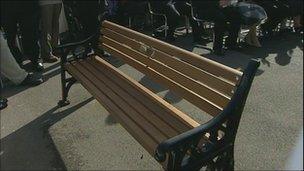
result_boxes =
[1,31,303,170]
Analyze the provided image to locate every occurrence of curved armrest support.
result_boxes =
[155,59,260,163]
[56,32,99,51]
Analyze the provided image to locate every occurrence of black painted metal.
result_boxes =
[155,59,260,171]
[57,33,98,107]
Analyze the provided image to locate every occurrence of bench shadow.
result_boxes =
[101,54,125,68]
[238,32,302,67]
[105,114,118,125]
[139,76,183,104]
[163,91,183,104]
[139,76,166,93]
[0,97,94,170]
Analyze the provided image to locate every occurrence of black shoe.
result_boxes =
[20,73,43,86]
[33,62,44,72]
[0,98,8,110]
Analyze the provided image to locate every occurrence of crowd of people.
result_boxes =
[119,0,302,55]
[0,0,303,109]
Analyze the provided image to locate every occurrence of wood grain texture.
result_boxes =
[101,43,223,116]
[92,55,200,128]
[102,36,231,109]
[101,28,236,97]
[65,56,202,156]
[101,21,243,84]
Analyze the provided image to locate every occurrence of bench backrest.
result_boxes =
[99,21,243,117]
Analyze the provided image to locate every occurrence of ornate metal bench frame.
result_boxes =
[56,30,260,170]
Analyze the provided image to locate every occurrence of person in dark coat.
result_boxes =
[190,0,242,55]
[1,0,43,71]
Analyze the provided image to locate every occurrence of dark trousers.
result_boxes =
[115,1,148,28]
[74,1,100,48]
[2,11,40,65]
[191,6,241,50]
[74,1,100,36]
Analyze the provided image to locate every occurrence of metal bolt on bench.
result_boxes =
[57,20,260,171]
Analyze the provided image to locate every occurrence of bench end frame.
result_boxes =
[155,59,260,171]
[57,33,99,107]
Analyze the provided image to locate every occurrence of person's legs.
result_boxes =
[51,3,62,50]
[165,3,180,40]
[76,1,100,36]
[174,1,191,17]
[226,24,241,49]
[0,79,8,110]
[1,32,43,86]
[2,15,24,65]
[258,1,281,36]
[20,10,43,70]
[213,23,225,54]
[75,0,100,48]
[190,18,202,42]
[190,9,212,43]
[212,11,226,54]
[224,7,241,49]
[40,4,54,61]
[0,51,43,86]
[1,32,28,84]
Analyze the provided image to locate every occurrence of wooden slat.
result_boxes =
[101,43,223,116]
[102,20,243,84]
[91,55,201,128]
[65,62,158,155]
[101,28,236,96]
[87,58,194,134]
[80,60,181,138]
[102,36,230,108]
[73,61,169,144]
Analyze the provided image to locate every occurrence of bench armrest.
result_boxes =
[155,59,260,163]
[155,108,229,162]
[56,33,98,51]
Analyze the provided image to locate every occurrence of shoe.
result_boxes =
[32,62,44,72]
[43,55,58,63]
[20,73,43,86]
[0,98,8,110]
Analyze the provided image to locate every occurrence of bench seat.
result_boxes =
[65,55,200,157]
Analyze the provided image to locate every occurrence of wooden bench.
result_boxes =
[57,20,260,170]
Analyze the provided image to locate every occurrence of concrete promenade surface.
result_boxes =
[0,32,303,170]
